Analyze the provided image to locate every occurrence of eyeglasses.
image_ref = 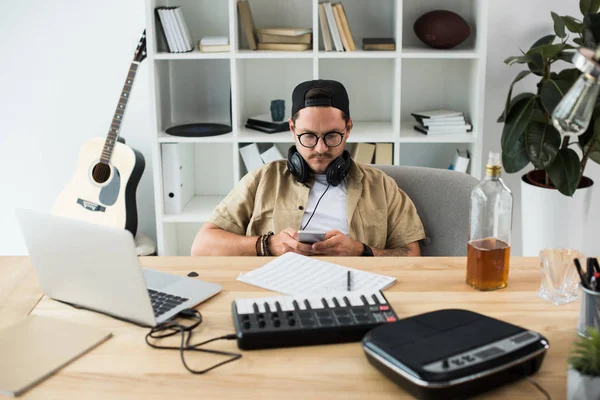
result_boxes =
[295,128,346,148]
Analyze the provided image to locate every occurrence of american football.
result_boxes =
[413,10,471,49]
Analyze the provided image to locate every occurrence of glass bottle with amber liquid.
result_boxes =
[466,151,513,291]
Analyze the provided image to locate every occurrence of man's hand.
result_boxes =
[269,227,315,256]
[310,230,363,256]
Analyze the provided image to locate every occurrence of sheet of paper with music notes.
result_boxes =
[237,253,396,295]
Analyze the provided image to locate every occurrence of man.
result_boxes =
[191,79,426,257]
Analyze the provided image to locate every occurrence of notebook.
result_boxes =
[0,315,112,396]
[237,253,396,295]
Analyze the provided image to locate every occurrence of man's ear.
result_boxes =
[288,118,294,135]
[346,117,353,138]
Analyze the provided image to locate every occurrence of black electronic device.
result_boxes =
[286,145,351,186]
[362,309,549,400]
[231,290,398,350]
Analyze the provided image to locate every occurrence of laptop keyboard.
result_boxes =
[148,289,188,317]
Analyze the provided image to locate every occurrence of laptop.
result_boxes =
[15,208,222,327]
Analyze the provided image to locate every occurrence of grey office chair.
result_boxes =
[373,165,479,256]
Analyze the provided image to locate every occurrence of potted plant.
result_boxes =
[499,0,600,255]
[567,327,600,399]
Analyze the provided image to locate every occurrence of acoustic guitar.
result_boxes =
[53,30,147,237]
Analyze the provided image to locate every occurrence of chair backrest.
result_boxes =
[373,165,479,256]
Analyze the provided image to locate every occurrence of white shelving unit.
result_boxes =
[145,0,488,256]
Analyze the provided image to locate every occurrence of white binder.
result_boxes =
[161,143,194,214]
[239,143,264,173]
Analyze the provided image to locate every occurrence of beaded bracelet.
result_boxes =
[255,235,263,256]
[263,231,274,256]
[255,231,274,256]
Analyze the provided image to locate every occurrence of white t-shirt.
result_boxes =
[300,173,348,234]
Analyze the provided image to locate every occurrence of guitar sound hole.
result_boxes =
[92,163,111,184]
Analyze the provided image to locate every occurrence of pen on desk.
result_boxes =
[574,258,589,289]
[347,270,351,292]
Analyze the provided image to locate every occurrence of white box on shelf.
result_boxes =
[260,146,285,164]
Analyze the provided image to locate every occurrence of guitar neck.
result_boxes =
[100,62,139,164]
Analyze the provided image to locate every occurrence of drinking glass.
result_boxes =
[538,248,584,305]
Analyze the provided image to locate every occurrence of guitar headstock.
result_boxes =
[134,30,147,63]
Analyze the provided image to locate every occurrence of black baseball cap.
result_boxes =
[291,79,350,118]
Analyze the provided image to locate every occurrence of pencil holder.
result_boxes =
[578,286,600,337]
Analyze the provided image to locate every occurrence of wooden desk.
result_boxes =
[0,256,579,399]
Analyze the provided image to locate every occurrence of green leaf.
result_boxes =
[525,122,561,168]
[527,35,555,75]
[581,0,600,15]
[573,37,585,45]
[504,55,531,65]
[552,12,566,38]
[500,71,531,123]
[557,68,581,83]
[583,14,600,46]
[546,148,581,196]
[563,16,584,33]
[540,79,572,114]
[498,92,536,123]
[558,51,575,63]
[501,95,536,161]
[589,149,600,164]
[581,0,591,14]
[528,43,565,59]
[503,134,530,173]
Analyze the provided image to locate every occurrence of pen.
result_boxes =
[587,258,595,285]
[347,270,351,292]
[574,258,589,289]
[593,258,600,274]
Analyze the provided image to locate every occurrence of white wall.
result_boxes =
[484,0,600,256]
[1,0,598,255]
[0,0,155,255]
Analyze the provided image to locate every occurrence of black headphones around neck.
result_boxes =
[287,145,351,186]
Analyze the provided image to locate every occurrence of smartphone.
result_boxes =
[297,230,327,244]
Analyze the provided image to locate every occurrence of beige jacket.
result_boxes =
[207,160,426,249]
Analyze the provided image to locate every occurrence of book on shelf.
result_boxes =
[155,6,194,53]
[256,43,311,51]
[200,36,228,46]
[449,149,470,173]
[413,124,472,135]
[237,0,257,50]
[258,32,312,44]
[318,3,333,51]
[351,143,375,164]
[199,36,230,52]
[411,109,464,119]
[363,38,396,51]
[245,124,286,134]
[199,43,231,53]
[411,109,472,135]
[332,3,355,51]
[256,27,312,37]
[374,143,393,165]
[323,2,344,51]
[247,114,289,130]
